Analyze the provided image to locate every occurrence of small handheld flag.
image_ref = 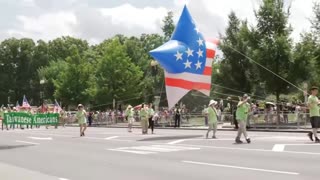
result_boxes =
[22,95,31,109]
[15,101,20,111]
[54,99,62,113]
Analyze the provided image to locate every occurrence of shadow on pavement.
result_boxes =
[0,144,34,150]
[138,135,203,141]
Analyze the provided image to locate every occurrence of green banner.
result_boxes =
[4,112,59,125]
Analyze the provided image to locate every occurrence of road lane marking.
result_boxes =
[178,143,320,155]
[105,136,119,140]
[107,145,200,155]
[152,145,200,150]
[281,143,320,146]
[108,149,156,154]
[16,140,39,145]
[167,139,187,144]
[272,143,320,152]
[28,137,53,140]
[179,144,272,152]
[281,151,320,155]
[272,144,285,152]
[182,161,299,175]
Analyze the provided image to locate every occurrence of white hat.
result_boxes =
[127,105,132,109]
[209,100,217,106]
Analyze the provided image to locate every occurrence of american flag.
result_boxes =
[22,95,30,108]
[53,99,62,113]
[150,5,218,108]
[15,101,20,111]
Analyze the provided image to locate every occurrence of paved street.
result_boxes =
[0,127,319,180]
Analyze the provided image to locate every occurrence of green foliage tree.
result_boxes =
[53,45,93,105]
[48,36,89,62]
[162,11,175,41]
[251,0,293,101]
[311,2,320,38]
[291,33,318,85]
[0,38,37,104]
[216,12,256,97]
[92,38,143,107]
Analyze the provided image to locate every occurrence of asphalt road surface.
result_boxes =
[0,126,319,180]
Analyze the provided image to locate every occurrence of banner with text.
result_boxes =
[3,112,59,125]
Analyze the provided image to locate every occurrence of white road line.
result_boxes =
[105,136,119,140]
[130,146,181,152]
[15,140,39,145]
[84,137,104,140]
[167,139,187,144]
[152,145,200,150]
[272,143,320,152]
[179,144,272,152]
[177,143,320,156]
[272,144,285,152]
[108,149,156,154]
[28,137,53,140]
[107,145,200,155]
[281,143,320,146]
[281,151,320,155]
[182,161,299,175]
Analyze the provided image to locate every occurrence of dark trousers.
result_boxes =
[233,111,238,129]
[148,117,154,133]
[205,117,208,126]
[175,115,180,127]
[88,118,92,126]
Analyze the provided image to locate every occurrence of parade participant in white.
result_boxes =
[125,105,134,133]
[206,100,218,139]
[76,104,87,137]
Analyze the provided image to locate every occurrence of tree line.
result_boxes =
[1,0,320,110]
[215,0,320,104]
[0,11,174,109]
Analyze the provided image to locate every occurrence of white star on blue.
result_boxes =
[149,6,207,74]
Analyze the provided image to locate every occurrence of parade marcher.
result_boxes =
[202,105,208,126]
[148,103,155,134]
[206,100,218,139]
[307,86,320,143]
[152,111,160,133]
[235,94,251,144]
[233,107,238,129]
[76,104,87,137]
[88,111,93,127]
[125,105,134,132]
[60,108,68,127]
[0,106,7,130]
[174,104,181,128]
[139,104,149,134]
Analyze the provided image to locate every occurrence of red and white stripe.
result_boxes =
[22,102,30,108]
[165,39,219,108]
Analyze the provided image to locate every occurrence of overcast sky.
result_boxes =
[0,0,316,44]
